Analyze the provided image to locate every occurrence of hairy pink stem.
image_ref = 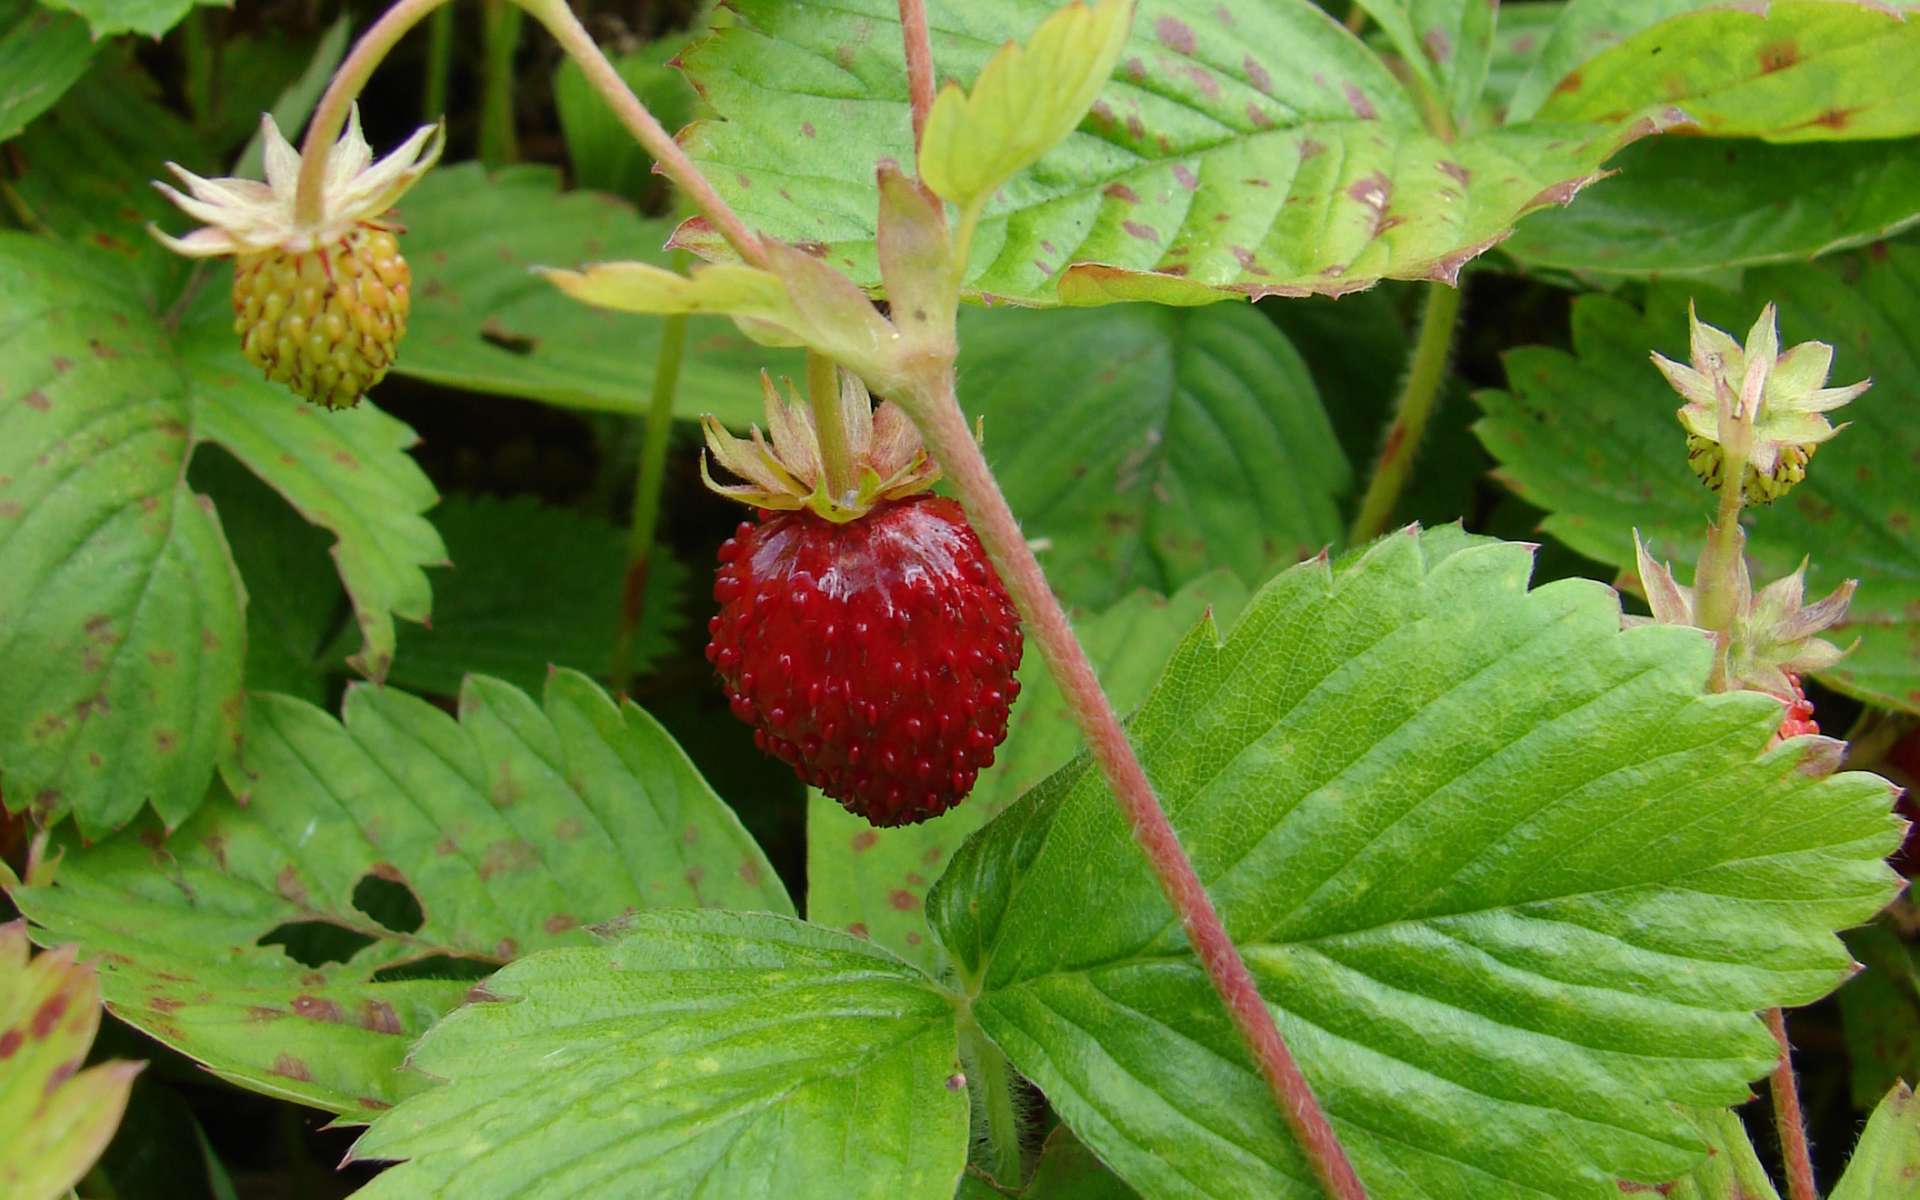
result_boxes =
[908,368,1368,1200]
[521,0,766,267]
[1766,1008,1820,1200]
[897,0,937,152]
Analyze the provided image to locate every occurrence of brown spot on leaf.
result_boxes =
[275,864,309,905]
[477,839,536,880]
[905,931,923,945]
[1122,220,1159,241]
[434,837,458,856]
[1553,70,1582,96]
[847,923,869,938]
[545,913,578,934]
[1103,183,1139,203]
[801,121,816,137]
[1246,103,1273,129]
[247,1005,285,1022]
[31,993,69,1036]
[0,1030,23,1059]
[1423,28,1452,64]
[739,859,763,886]
[552,818,582,841]
[888,889,918,912]
[1243,54,1272,94]
[851,830,879,852]
[495,938,518,959]
[1154,15,1195,53]
[921,845,944,865]
[1344,83,1377,119]
[154,729,178,753]
[50,356,73,374]
[270,1053,313,1081]
[292,995,344,1023]
[361,999,404,1035]
[1438,160,1470,186]
[1757,40,1798,73]
[1298,137,1326,160]
[150,996,184,1013]
[1172,164,1198,190]
[22,390,48,411]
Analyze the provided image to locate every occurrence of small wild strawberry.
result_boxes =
[152,107,443,410]
[702,370,1021,826]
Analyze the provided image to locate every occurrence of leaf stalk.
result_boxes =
[1348,281,1463,545]
[612,300,688,697]
[902,366,1369,1200]
[898,0,937,153]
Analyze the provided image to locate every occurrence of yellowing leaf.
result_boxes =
[0,922,142,1200]
[919,0,1133,209]
[539,259,804,346]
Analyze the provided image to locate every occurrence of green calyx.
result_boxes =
[1654,301,1868,504]
[700,369,941,524]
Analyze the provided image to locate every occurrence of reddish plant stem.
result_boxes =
[1765,1007,1820,1200]
[897,0,937,151]
[908,368,1368,1200]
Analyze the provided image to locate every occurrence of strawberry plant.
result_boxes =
[3,2,1919,1198]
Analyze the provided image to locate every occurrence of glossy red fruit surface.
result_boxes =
[706,495,1023,827]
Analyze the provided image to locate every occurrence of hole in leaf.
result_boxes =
[259,921,377,968]
[351,872,425,935]
[370,956,495,984]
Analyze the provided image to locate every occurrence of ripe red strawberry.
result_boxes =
[697,368,1024,826]
[706,495,1022,827]
[1774,672,1820,741]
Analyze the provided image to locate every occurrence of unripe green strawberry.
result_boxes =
[232,225,411,411]
[1684,433,1814,506]
[151,107,442,410]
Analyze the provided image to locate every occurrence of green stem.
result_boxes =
[423,4,454,121]
[479,0,522,165]
[1694,428,1750,690]
[295,0,454,226]
[961,1021,1024,1186]
[612,297,689,696]
[806,350,855,499]
[1348,281,1463,545]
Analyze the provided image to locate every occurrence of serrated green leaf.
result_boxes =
[0,235,247,838]
[1533,0,1920,140]
[959,302,1347,607]
[395,163,798,426]
[929,529,1902,1198]
[182,285,445,684]
[386,494,685,697]
[1832,1083,1920,1200]
[554,39,697,204]
[349,910,968,1200]
[0,922,143,1200]
[1352,0,1497,132]
[679,0,1677,306]
[0,0,96,143]
[1504,136,1920,276]
[1480,1,1563,125]
[919,0,1132,211]
[1658,1107,1782,1200]
[1473,246,1920,712]
[1838,924,1920,1110]
[808,572,1248,974]
[36,0,222,38]
[8,671,791,1120]
[1506,1,1729,124]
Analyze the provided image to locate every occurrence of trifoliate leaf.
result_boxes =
[919,0,1133,211]
[1474,245,1920,713]
[929,529,1902,1199]
[7,671,790,1120]
[349,911,968,1200]
[1831,1083,1920,1200]
[0,922,142,1200]
[678,0,1679,305]
[808,572,1247,974]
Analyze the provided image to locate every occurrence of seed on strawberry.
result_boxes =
[706,495,1022,827]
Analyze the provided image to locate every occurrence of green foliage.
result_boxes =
[1839,923,1920,1110]
[1662,1107,1782,1200]
[1529,1,1920,140]
[36,0,222,38]
[1504,137,1920,276]
[395,163,798,426]
[958,303,1345,607]
[385,494,686,697]
[8,672,789,1120]
[553,40,696,203]
[679,0,1677,305]
[929,529,1902,1198]
[1832,1083,1920,1200]
[0,922,142,1200]
[0,236,247,837]
[1474,244,1920,713]
[1352,0,1496,132]
[0,0,96,142]
[807,573,1247,974]
[350,911,969,1199]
